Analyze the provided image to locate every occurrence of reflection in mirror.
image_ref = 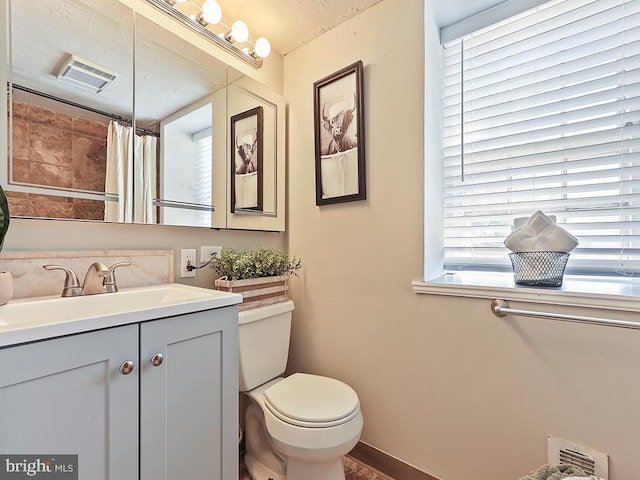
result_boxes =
[228,73,285,230]
[230,105,263,213]
[4,0,285,231]
[134,13,231,227]
[6,0,134,221]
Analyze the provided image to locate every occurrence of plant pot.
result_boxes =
[214,275,288,311]
[0,271,13,306]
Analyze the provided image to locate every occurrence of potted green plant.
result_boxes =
[212,247,301,311]
[0,184,12,305]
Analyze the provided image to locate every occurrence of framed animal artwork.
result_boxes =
[313,60,366,206]
[230,106,263,213]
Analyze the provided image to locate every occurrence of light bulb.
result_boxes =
[230,20,249,43]
[200,0,222,25]
[254,37,271,58]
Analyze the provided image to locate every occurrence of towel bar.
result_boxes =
[491,299,640,331]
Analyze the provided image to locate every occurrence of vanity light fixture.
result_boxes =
[224,20,249,43]
[197,0,222,26]
[148,0,270,69]
[252,37,271,59]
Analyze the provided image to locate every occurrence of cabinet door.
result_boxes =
[0,325,139,480]
[140,307,238,480]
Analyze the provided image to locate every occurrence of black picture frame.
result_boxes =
[230,106,263,213]
[313,60,366,206]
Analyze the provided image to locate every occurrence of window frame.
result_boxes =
[418,0,640,308]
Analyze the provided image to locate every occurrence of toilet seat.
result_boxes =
[264,373,360,428]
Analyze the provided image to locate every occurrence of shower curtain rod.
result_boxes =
[9,83,160,138]
[491,299,640,331]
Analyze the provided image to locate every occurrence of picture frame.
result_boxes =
[313,60,366,206]
[230,106,263,213]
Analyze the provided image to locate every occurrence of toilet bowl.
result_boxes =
[244,375,363,480]
[238,301,363,480]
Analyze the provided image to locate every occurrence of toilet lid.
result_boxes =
[264,373,360,428]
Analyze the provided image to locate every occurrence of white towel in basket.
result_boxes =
[504,210,578,253]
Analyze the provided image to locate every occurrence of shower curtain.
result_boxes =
[105,120,157,223]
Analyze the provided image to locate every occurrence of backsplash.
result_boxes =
[0,250,173,299]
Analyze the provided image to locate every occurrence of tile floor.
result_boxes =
[240,455,391,480]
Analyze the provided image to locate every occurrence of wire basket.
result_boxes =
[508,251,570,287]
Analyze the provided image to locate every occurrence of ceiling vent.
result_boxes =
[547,436,608,479]
[56,54,117,93]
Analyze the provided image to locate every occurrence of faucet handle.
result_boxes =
[43,265,82,297]
[104,261,132,293]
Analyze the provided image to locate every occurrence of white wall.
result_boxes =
[284,1,640,479]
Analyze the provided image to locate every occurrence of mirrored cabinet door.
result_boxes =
[226,74,286,232]
[133,12,228,228]
[4,0,134,221]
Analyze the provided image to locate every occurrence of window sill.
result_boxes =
[412,271,640,313]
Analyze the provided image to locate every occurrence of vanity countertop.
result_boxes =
[0,283,242,348]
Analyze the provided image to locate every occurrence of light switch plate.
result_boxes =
[200,246,223,266]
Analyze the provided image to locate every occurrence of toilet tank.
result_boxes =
[238,300,294,392]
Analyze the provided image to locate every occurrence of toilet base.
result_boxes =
[244,452,285,480]
[287,457,346,480]
[246,452,347,480]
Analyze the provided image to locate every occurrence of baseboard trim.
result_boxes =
[348,441,439,480]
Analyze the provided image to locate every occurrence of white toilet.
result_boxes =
[239,300,363,480]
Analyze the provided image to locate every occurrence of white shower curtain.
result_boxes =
[105,121,157,223]
[134,134,158,224]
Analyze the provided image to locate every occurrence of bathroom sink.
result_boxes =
[0,284,242,347]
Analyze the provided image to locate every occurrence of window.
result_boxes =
[192,127,213,227]
[442,0,640,276]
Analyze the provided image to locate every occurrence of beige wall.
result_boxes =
[284,1,640,479]
[4,219,283,288]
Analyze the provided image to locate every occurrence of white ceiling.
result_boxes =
[212,0,509,55]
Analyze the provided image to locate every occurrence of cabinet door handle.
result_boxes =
[151,353,164,367]
[119,360,135,375]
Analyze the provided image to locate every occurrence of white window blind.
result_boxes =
[192,127,213,227]
[442,0,640,275]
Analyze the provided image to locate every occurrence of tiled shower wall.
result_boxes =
[8,101,108,220]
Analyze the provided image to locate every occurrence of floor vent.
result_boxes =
[559,448,596,475]
[548,436,608,479]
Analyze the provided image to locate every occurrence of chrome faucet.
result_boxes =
[43,261,132,297]
[81,262,110,295]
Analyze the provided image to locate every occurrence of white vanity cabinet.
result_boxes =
[0,306,238,480]
[0,324,139,478]
[140,307,238,480]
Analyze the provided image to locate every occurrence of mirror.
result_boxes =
[133,12,231,228]
[3,0,286,231]
[5,0,134,221]
[226,72,286,231]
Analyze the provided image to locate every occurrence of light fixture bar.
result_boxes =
[144,0,263,69]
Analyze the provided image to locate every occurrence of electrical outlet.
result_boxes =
[201,246,223,266]
[180,249,196,278]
